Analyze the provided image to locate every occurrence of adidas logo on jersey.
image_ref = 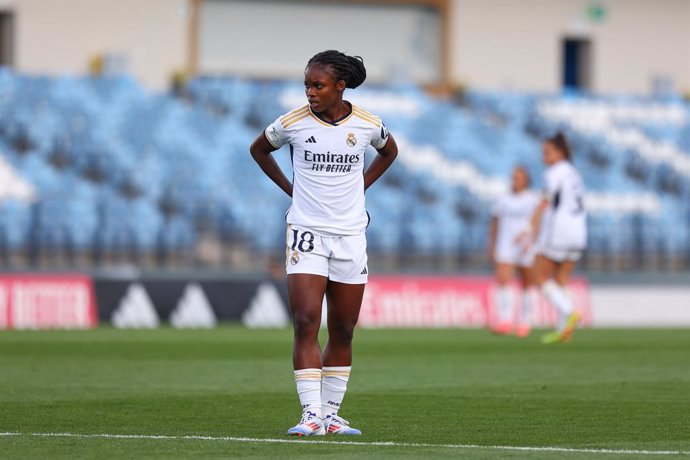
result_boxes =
[305,136,317,143]
[360,267,368,275]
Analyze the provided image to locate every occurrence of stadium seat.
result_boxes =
[0,69,687,266]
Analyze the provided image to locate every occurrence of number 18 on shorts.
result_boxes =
[285,225,369,285]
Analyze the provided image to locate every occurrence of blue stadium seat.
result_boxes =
[0,68,688,262]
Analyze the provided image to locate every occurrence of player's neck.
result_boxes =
[317,100,351,123]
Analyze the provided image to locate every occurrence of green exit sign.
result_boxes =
[588,2,607,23]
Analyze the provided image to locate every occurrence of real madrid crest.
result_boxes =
[290,251,300,265]
[346,133,357,147]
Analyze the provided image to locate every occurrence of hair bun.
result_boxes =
[345,55,366,89]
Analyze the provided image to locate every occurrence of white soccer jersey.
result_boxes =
[492,189,541,263]
[264,103,389,236]
[538,160,588,251]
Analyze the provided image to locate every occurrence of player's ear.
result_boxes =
[336,79,346,92]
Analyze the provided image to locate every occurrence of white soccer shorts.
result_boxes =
[285,225,368,284]
[537,244,583,263]
[494,242,536,268]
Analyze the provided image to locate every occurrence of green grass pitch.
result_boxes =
[0,327,689,459]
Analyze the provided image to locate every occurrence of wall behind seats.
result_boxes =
[7,0,189,90]
[450,0,690,94]
[197,0,442,85]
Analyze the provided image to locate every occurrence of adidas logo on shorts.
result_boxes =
[360,267,368,275]
[305,136,317,143]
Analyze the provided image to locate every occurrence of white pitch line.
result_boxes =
[0,432,687,456]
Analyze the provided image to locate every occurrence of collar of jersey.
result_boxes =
[309,101,354,127]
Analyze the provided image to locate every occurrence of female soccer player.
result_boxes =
[527,133,587,344]
[487,166,540,337]
[250,50,398,436]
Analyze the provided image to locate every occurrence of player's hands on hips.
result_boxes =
[515,229,535,250]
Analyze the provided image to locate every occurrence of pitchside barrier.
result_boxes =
[93,276,289,329]
[0,273,589,329]
[1,273,688,329]
[0,274,98,329]
[95,275,591,329]
[360,276,591,328]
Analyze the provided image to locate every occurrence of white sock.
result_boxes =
[519,289,534,325]
[541,280,573,329]
[321,366,351,418]
[560,286,576,329]
[294,368,322,418]
[496,286,513,323]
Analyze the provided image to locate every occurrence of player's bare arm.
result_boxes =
[364,134,398,191]
[488,215,498,262]
[528,199,548,240]
[249,134,293,197]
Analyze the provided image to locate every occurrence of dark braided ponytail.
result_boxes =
[307,50,367,89]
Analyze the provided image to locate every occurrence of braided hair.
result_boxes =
[307,50,367,89]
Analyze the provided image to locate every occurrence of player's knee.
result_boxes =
[329,320,356,345]
[555,273,570,286]
[497,277,510,286]
[533,272,548,287]
[292,311,320,339]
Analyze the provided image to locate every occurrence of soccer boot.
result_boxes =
[287,411,325,436]
[324,414,362,435]
[541,331,563,344]
[541,311,581,344]
[490,322,512,336]
[515,324,531,338]
[559,311,581,342]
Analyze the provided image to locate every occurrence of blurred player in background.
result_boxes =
[250,50,398,436]
[527,133,587,344]
[487,166,540,337]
